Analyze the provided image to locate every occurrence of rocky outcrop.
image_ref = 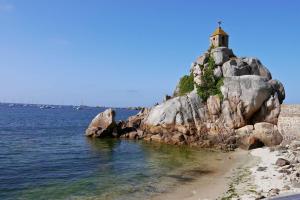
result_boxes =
[86,46,285,150]
[85,108,117,138]
[143,91,203,133]
[222,57,272,80]
[252,93,281,125]
[126,108,150,129]
[221,75,273,120]
[207,95,221,116]
[236,122,283,150]
[242,57,272,80]
[253,122,283,147]
[210,47,234,65]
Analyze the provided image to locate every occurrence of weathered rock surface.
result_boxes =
[276,158,290,167]
[269,79,285,104]
[221,75,273,119]
[242,57,272,80]
[191,63,203,86]
[222,57,271,80]
[195,52,209,66]
[210,47,234,65]
[207,95,221,116]
[252,93,281,125]
[150,134,163,142]
[143,91,204,135]
[126,108,150,129]
[253,122,283,147]
[237,122,282,150]
[85,108,117,138]
[222,58,251,77]
[213,66,223,78]
[235,125,254,136]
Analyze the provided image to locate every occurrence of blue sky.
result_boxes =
[0,0,299,107]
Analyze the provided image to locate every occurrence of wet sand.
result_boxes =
[152,149,250,200]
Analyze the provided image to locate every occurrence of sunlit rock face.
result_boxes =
[134,46,284,149]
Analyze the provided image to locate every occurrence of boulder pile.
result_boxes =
[86,46,285,150]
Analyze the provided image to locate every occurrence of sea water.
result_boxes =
[0,104,225,200]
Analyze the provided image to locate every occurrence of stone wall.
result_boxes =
[209,35,228,48]
[278,104,300,143]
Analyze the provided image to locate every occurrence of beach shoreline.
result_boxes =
[153,145,300,200]
[237,147,300,199]
[151,149,251,200]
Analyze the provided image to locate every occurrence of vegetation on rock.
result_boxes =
[197,56,224,101]
[178,73,194,96]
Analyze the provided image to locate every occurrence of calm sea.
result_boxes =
[0,104,224,200]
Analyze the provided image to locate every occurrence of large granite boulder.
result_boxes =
[222,58,251,77]
[242,57,272,80]
[251,93,281,125]
[143,91,205,135]
[85,108,117,138]
[222,57,271,79]
[210,47,234,65]
[237,122,283,149]
[253,122,283,146]
[221,75,273,119]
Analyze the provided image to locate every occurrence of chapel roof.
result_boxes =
[211,26,228,36]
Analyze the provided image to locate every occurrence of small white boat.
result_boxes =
[40,105,53,109]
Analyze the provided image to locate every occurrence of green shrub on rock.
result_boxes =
[178,73,194,96]
[197,56,223,101]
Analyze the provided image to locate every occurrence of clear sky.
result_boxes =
[0,0,299,107]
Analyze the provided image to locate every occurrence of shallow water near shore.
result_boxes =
[0,104,230,200]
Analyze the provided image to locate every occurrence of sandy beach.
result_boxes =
[237,147,300,199]
[152,150,251,200]
[152,144,300,200]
